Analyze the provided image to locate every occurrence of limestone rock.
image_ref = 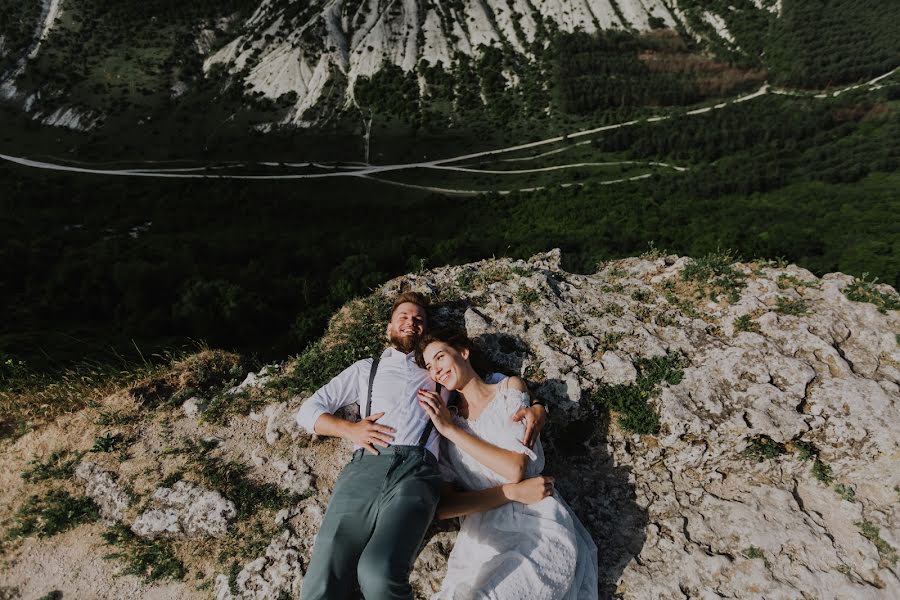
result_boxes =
[131,480,236,538]
[74,460,130,523]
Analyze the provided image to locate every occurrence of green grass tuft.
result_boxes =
[680,249,747,303]
[833,483,856,502]
[843,274,900,313]
[21,450,84,482]
[743,435,786,462]
[589,352,684,435]
[774,296,809,316]
[515,286,541,305]
[7,490,100,539]
[91,432,128,453]
[856,520,898,567]
[102,523,186,582]
[812,459,834,484]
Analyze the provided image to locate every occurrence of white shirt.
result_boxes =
[295,346,448,459]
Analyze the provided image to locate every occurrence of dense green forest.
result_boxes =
[2,1,899,377]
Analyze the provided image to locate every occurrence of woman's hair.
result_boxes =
[415,328,490,376]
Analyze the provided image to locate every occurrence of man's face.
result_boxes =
[386,302,427,353]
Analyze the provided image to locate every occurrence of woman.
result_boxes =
[415,330,598,600]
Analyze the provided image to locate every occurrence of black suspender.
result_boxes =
[365,356,456,448]
[364,357,380,419]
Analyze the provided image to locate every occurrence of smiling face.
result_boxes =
[386,301,427,353]
[421,340,471,391]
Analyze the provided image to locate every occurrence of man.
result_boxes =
[295,291,547,600]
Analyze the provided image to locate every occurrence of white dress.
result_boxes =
[433,381,599,600]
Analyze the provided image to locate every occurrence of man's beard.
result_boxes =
[390,330,421,354]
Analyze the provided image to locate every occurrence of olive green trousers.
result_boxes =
[300,445,442,600]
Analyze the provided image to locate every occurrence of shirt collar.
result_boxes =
[382,346,417,361]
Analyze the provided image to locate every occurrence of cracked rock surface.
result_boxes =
[131,480,237,538]
[217,250,898,598]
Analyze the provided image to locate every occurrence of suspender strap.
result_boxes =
[365,357,380,419]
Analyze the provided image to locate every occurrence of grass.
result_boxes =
[793,440,818,461]
[843,274,900,313]
[680,249,747,303]
[21,450,84,483]
[734,314,760,333]
[102,523,186,582]
[91,432,128,453]
[515,286,542,305]
[183,438,301,518]
[776,274,819,290]
[833,483,856,502]
[276,293,392,395]
[7,490,100,539]
[812,459,834,485]
[743,435,786,462]
[589,352,684,435]
[774,297,810,316]
[743,546,771,568]
[856,520,898,567]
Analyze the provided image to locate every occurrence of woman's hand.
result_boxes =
[505,475,554,504]
[417,389,457,436]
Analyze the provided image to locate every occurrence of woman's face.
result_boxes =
[422,341,470,391]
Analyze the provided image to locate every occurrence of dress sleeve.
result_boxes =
[488,390,539,463]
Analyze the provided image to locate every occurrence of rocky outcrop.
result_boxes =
[131,481,237,538]
[213,249,899,598]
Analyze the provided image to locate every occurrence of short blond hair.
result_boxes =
[390,291,430,320]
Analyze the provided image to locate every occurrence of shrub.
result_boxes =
[7,490,100,538]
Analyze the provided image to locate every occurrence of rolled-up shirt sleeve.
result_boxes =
[295,359,370,434]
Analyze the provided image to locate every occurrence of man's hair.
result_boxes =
[390,290,430,320]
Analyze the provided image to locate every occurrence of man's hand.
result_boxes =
[345,412,395,455]
[505,475,554,504]
[512,403,547,448]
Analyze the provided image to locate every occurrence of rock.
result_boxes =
[181,396,207,418]
[74,461,130,523]
[226,370,273,396]
[215,528,307,599]
[131,480,236,538]
[599,351,638,385]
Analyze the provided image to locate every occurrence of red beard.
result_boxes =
[390,330,421,354]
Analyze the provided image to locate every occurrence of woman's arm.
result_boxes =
[418,388,531,483]
[435,476,555,520]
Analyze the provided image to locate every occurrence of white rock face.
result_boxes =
[213,250,898,598]
[131,480,237,538]
[204,0,754,125]
[74,460,130,523]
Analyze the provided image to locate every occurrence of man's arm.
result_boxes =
[295,360,395,455]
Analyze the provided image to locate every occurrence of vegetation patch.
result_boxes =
[680,249,747,303]
[589,352,684,435]
[734,314,760,334]
[21,450,84,483]
[7,490,100,539]
[776,274,819,290]
[742,546,771,568]
[102,523,186,582]
[277,293,392,395]
[843,274,900,313]
[743,435,787,462]
[91,432,129,453]
[129,349,246,409]
[833,483,856,502]
[856,520,898,567]
[774,297,810,316]
[184,438,300,518]
[515,286,541,305]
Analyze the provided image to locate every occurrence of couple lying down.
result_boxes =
[295,291,598,599]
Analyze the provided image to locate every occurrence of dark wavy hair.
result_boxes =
[414,328,491,377]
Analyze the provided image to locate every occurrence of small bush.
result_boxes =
[792,439,818,461]
[812,459,834,484]
[7,490,100,539]
[843,273,900,313]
